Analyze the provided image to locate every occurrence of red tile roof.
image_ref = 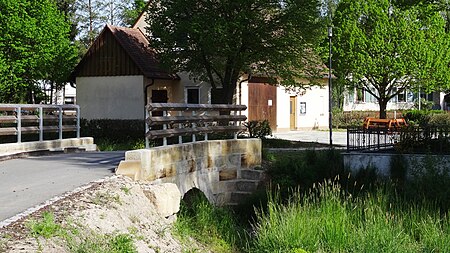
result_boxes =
[107,25,179,80]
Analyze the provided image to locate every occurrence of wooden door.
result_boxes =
[290,96,296,130]
[248,82,277,130]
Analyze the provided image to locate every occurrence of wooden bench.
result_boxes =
[363,118,408,130]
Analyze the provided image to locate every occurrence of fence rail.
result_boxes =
[0,104,80,143]
[146,103,247,147]
[347,126,450,153]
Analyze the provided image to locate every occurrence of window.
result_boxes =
[187,88,200,104]
[64,97,75,104]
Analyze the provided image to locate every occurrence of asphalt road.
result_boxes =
[0,151,124,223]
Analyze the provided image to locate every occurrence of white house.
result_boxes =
[343,87,446,112]
[70,8,330,132]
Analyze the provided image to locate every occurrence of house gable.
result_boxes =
[75,27,142,77]
[71,25,178,81]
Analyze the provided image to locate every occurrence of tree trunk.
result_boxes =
[378,98,388,119]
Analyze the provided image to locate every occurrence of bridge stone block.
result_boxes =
[219,169,237,181]
[142,183,181,218]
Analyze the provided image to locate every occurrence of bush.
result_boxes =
[267,150,344,192]
[244,120,272,139]
[332,110,406,129]
[403,110,445,127]
[80,119,145,142]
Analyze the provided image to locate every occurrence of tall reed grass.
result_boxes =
[247,181,450,253]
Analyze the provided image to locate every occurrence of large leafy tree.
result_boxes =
[146,0,323,104]
[0,0,77,103]
[334,0,450,118]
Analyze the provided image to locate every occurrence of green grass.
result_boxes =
[27,211,62,239]
[65,230,137,253]
[173,193,244,252]
[247,181,450,253]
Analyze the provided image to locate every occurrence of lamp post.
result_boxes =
[328,26,333,148]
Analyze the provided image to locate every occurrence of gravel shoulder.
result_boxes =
[0,176,202,253]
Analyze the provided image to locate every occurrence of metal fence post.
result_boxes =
[192,110,196,143]
[76,106,80,138]
[163,110,167,146]
[39,107,43,141]
[145,109,149,149]
[178,111,183,144]
[204,111,208,141]
[17,106,21,143]
[58,106,63,140]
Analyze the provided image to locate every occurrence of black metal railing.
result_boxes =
[347,126,450,153]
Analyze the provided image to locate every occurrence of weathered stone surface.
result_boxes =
[117,139,262,205]
[219,169,237,181]
[143,183,181,217]
[116,160,141,180]
[0,137,95,155]
[240,169,264,181]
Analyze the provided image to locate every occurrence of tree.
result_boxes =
[0,0,77,103]
[333,0,450,118]
[120,0,148,27]
[146,0,324,104]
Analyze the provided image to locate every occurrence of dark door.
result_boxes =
[151,90,168,103]
[151,90,168,117]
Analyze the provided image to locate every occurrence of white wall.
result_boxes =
[239,80,329,132]
[178,72,211,104]
[77,76,145,120]
[276,85,329,131]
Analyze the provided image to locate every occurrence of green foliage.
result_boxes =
[244,120,272,139]
[247,181,450,252]
[334,0,450,118]
[407,155,450,211]
[0,0,77,103]
[66,231,137,253]
[80,119,145,142]
[27,212,61,239]
[267,150,344,192]
[120,0,147,26]
[403,110,446,127]
[146,0,324,104]
[174,191,242,252]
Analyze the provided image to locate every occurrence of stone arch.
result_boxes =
[182,188,210,207]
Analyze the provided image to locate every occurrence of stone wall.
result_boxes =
[116,139,263,205]
[343,152,450,178]
[0,137,96,156]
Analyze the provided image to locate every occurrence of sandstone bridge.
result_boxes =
[116,103,264,206]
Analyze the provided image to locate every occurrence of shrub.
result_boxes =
[403,110,444,127]
[267,150,344,193]
[244,120,272,139]
[80,119,145,142]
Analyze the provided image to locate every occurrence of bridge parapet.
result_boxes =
[116,138,263,206]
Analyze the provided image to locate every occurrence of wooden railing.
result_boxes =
[0,104,80,143]
[146,103,247,147]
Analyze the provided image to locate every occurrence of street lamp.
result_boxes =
[328,26,333,148]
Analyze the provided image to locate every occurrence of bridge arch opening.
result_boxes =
[181,188,211,211]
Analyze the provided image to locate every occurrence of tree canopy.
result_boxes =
[146,0,324,104]
[334,0,450,118]
[0,0,77,103]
